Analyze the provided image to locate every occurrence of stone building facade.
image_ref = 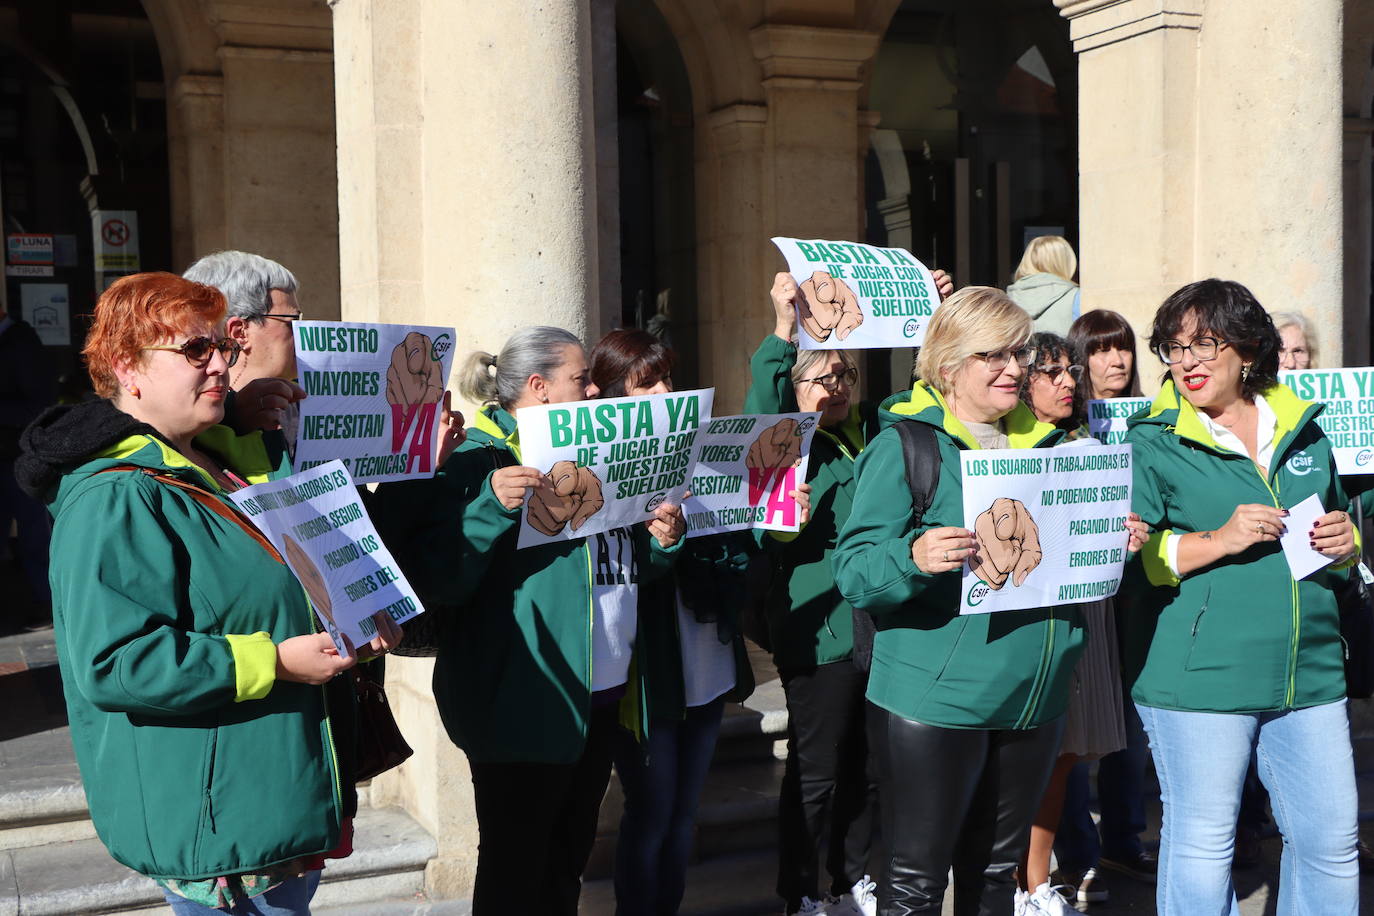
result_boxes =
[2,0,1369,900]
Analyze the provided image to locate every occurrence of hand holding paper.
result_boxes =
[1278,494,1337,580]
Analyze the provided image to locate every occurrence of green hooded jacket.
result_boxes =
[833,382,1085,729]
[742,334,880,672]
[371,405,679,764]
[1124,380,1355,713]
[20,401,340,882]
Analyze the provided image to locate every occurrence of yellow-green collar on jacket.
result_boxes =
[890,381,1059,450]
[473,406,523,462]
[93,427,275,491]
[1145,379,1318,455]
[817,404,865,457]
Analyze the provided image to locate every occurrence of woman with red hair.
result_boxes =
[15,272,397,915]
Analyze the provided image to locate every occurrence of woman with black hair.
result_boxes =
[1069,309,1141,401]
[1125,279,1360,915]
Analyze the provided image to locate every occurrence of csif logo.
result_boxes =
[644,492,667,513]
[430,333,453,361]
[1286,450,1316,476]
[1358,449,1374,468]
[966,578,991,607]
[903,319,921,339]
[796,416,817,436]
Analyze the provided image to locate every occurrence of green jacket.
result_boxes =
[833,383,1085,729]
[743,334,880,671]
[22,403,340,882]
[372,405,679,764]
[629,533,756,727]
[1124,381,1354,713]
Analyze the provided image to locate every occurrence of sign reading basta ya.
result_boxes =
[515,389,714,548]
[772,237,940,350]
[959,444,1133,615]
[1280,368,1374,474]
[682,412,820,536]
[294,322,456,483]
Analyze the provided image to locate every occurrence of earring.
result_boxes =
[1241,364,1251,382]
[126,385,140,398]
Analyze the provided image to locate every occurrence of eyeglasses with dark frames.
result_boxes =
[1156,337,1229,365]
[971,344,1037,373]
[798,367,859,391]
[141,336,241,368]
[1034,363,1085,384]
[262,311,306,323]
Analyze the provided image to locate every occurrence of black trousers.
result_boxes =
[868,702,1064,916]
[777,660,880,909]
[468,702,619,916]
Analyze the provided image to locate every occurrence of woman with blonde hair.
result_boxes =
[834,287,1146,914]
[1007,236,1080,337]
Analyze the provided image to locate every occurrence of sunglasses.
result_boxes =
[1035,364,1085,384]
[141,336,242,368]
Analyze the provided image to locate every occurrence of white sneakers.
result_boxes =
[842,875,878,916]
[787,876,877,916]
[1023,882,1078,915]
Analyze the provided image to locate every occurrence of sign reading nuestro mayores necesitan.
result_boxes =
[771,237,940,350]
[293,321,455,484]
[515,388,714,549]
[681,411,821,536]
[228,460,424,658]
[1280,368,1374,474]
[959,443,1133,615]
[1086,398,1151,445]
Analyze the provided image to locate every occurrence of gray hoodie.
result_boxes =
[1006,272,1079,337]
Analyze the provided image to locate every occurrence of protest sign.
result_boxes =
[294,321,455,483]
[228,460,424,656]
[1085,397,1150,445]
[682,412,821,536]
[771,237,939,350]
[515,389,714,548]
[1280,368,1374,474]
[959,444,1133,615]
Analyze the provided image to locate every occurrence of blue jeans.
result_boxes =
[1137,700,1358,916]
[161,870,321,916]
[611,698,725,915]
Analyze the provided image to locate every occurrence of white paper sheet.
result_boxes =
[1279,493,1336,581]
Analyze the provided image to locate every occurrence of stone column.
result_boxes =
[1058,0,1346,370]
[330,0,600,897]
[167,74,227,271]
[693,24,881,413]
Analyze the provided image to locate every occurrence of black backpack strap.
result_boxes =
[852,419,942,672]
[895,419,941,523]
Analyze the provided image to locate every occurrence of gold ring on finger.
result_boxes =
[943,549,950,563]
[1255,523,1264,534]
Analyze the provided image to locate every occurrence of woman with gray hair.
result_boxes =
[833,288,1146,914]
[748,269,952,916]
[372,325,687,916]
[1271,311,1317,371]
